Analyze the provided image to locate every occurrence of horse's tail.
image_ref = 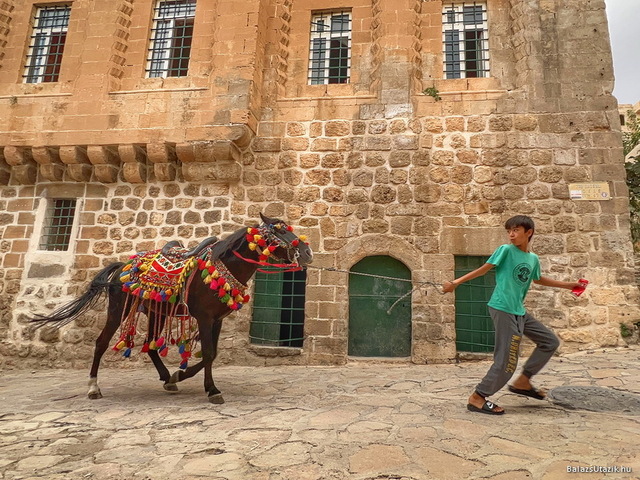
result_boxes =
[31,262,125,329]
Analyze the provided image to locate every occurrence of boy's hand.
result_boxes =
[442,280,458,293]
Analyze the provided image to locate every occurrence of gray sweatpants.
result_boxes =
[475,307,560,398]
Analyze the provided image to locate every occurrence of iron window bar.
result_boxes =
[23,5,71,84]
[308,10,352,85]
[39,199,77,251]
[250,267,307,347]
[442,2,490,79]
[146,0,196,78]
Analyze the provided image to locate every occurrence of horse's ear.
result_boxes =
[259,212,273,225]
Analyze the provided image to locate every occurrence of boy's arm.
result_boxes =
[533,276,583,290]
[442,263,494,293]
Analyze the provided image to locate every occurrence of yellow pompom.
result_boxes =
[249,242,257,251]
[262,248,271,256]
[143,290,151,300]
[205,260,212,268]
[149,340,157,349]
[253,234,262,241]
[235,294,244,302]
[299,235,307,242]
[247,227,253,234]
[227,299,235,307]
[212,270,220,279]
[116,340,126,350]
[120,274,131,282]
[204,275,212,284]
[224,283,231,291]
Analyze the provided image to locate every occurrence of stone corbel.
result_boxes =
[87,145,120,183]
[32,146,64,181]
[4,145,37,184]
[0,147,11,185]
[59,146,92,182]
[118,144,147,183]
[147,142,177,181]
[176,140,242,182]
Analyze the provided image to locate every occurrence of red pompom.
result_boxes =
[268,245,277,253]
[287,225,294,232]
[141,342,150,353]
[291,239,299,247]
[249,228,259,235]
[232,288,241,297]
[246,234,254,242]
[218,288,227,297]
[259,255,268,261]
[257,239,267,247]
[243,295,251,303]
[217,277,226,287]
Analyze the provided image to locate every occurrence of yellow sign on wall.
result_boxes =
[569,182,611,201]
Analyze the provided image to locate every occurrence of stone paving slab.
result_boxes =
[1,347,639,480]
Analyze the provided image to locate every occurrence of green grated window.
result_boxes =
[250,267,307,347]
[146,0,196,78]
[39,199,77,251]
[308,10,352,85]
[454,255,496,353]
[23,5,71,84]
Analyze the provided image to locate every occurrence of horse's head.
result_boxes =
[248,213,313,266]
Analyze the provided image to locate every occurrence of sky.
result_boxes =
[605,0,640,105]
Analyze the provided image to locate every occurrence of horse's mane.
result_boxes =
[209,224,255,260]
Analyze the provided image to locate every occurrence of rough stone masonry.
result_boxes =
[0,0,638,369]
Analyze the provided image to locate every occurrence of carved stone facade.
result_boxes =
[0,0,638,369]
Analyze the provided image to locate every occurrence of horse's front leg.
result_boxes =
[199,319,224,404]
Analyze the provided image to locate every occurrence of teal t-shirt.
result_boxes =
[486,244,541,316]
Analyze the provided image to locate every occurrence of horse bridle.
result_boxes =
[256,222,302,264]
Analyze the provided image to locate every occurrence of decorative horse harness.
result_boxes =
[111,222,307,368]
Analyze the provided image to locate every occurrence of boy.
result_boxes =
[442,215,584,415]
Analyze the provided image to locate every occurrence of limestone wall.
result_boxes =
[0,0,638,369]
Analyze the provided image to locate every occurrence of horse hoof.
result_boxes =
[163,383,179,392]
[88,391,103,400]
[208,393,225,404]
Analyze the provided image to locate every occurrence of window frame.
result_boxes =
[146,0,197,79]
[23,5,71,84]
[38,198,78,252]
[442,2,490,80]
[308,10,352,85]
[250,267,307,348]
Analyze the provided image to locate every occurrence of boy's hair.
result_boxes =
[505,215,535,240]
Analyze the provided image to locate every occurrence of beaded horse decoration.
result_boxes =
[111,222,308,370]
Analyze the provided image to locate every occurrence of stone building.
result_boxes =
[0,0,638,369]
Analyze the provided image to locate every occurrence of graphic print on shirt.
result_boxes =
[513,263,532,285]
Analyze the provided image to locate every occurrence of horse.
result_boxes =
[31,213,313,404]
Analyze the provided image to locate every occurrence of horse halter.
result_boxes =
[245,222,307,264]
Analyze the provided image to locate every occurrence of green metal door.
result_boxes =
[349,256,412,357]
[455,256,496,353]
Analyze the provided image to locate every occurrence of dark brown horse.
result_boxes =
[31,214,313,403]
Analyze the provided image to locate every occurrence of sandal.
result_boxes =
[467,400,505,415]
[508,385,546,400]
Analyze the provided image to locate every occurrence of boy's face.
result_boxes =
[507,226,533,248]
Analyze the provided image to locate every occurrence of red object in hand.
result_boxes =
[571,279,589,297]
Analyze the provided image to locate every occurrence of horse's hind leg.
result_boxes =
[89,288,129,399]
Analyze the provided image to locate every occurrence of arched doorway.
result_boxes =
[348,256,412,357]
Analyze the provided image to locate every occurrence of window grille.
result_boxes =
[23,5,71,83]
[250,268,307,348]
[39,199,77,251]
[442,2,490,79]
[146,0,196,78]
[308,10,352,85]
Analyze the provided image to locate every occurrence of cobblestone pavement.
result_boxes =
[1,347,639,480]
